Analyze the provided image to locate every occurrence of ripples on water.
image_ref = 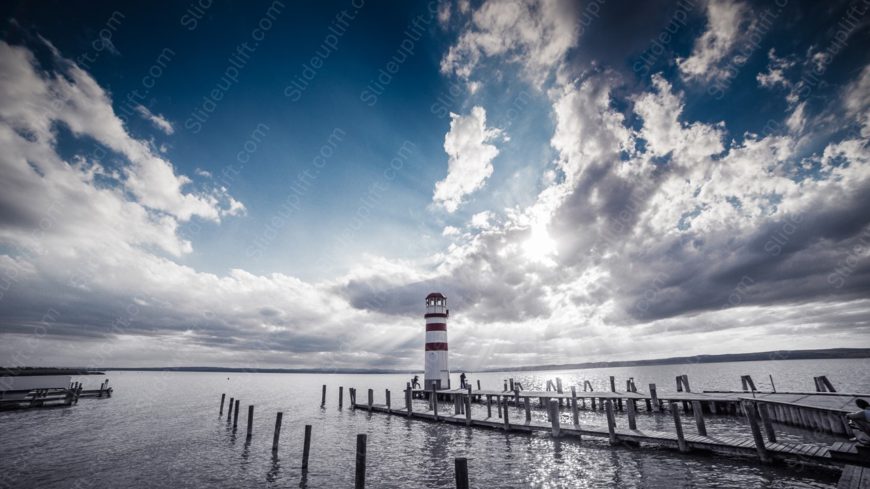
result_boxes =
[1,358,865,488]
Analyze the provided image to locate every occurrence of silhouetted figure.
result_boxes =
[459,372,467,389]
[411,375,420,389]
[847,398,870,445]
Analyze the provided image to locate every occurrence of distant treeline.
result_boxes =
[1,367,105,376]
[475,348,870,373]
[4,348,867,376]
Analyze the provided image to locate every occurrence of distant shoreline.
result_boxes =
[5,347,866,376]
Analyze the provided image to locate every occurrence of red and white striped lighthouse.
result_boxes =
[424,292,450,390]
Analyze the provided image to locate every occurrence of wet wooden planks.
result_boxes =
[838,465,870,489]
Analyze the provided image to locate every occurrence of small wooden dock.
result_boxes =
[0,380,113,411]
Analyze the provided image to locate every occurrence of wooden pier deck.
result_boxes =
[411,383,867,436]
[354,401,842,467]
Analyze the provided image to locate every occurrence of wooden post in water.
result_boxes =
[549,399,561,437]
[406,383,413,416]
[502,396,510,431]
[525,396,532,423]
[246,405,254,439]
[355,434,367,489]
[486,395,492,418]
[227,397,234,422]
[272,412,283,452]
[465,390,472,426]
[757,402,776,442]
[649,384,659,412]
[509,378,515,391]
[742,400,771,463]
[302,424,312,470]
[432,385,439,421]
[386,389,391,413]
[768,374,776,393]
[671,402,688,453]
[627,398,637,430]
[590,397,596,411]
[321,384,326,407]
[219,393,226,416]
[233,399,240,430]
[609,376,616,393]
[339,386,344,409]
[556,378,564,407]
[605,399,617,445]
[367,389,373,413]
[571,386,579,426]
[455,457,469,489]
[691,401,706,436]
[477,379,481,391]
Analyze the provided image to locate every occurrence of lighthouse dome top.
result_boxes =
[425,292,446,300]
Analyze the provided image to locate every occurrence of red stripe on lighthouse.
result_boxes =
[425,342,448,351]
[426,323,447,331]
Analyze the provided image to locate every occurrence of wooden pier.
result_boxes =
[410,373,867,437]
[355,395,847,467]
[0,379,113,411]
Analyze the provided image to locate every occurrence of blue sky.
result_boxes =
[0,0,868,369]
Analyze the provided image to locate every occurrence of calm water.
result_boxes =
[1,358,868,488]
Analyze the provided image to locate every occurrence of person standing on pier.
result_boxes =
[412,375,421,389]
[459,372,467,389]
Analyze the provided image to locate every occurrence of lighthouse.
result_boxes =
[424,292,450,390]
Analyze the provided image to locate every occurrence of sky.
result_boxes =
[0,0,868,370]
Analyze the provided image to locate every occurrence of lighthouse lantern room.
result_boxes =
[423,292,450,390]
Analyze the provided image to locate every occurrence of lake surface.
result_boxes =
[1,358,868,488]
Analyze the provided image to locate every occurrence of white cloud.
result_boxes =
[135,104,174,135]
[756,48,795,89]
[677,0,750,83]
[442,225,461,236]
[440,0,578,87]
[433,106,502,212]
[843,64,870,138]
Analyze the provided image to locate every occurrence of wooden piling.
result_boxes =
[477,379,481,391]
[367,389,373,413]
[671,402,688,453]
[432,385,439,421]
[227,397,234,422]
[386,389,391,413]
[502,396,510,431]
[649,384,659,412]
[605,399,617,445]
[590,397,596,411]
[233,399,240,430]
[571,386,579,426]
[609,376,616,393]
[339,386,344,409]
[509,378,515,391]
[355,434,367,489]
[486,395,492,418]
[757,403,776,442]
[321,384,326,407]
[219,393,226,416]
[455,457,469,489]
[691,401,706,436]
[525,396,532,423]
[556,378,564,407]
[549,399,561,437]
[465,392,472,426]
[627,398,637,430]
[743,401,771,463]
[406,383,412,416]
[246,405,254,439]
[272,412,283,452]
[302,424,312,469]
